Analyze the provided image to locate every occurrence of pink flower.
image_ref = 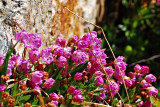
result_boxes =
[71,35,78,43]
[9,55,22,67]
[44,78,55,89]
[56,36,66,47]
[15,29,28,42]
[54,46,64,56]
[73,95,84,103]
[134,64,141,72]
[140,66,149,75]
[95,71,104,77]
[124,76,132,87]
[147,86,158,97]
[105,67,114,78]
[106,81,119,97]
[49,92,58,101]
[140,79,150,88]
[116,56,125,62]
[128,72,135,79]
[61,69,67,77]
[33,86,41,95]
[63,47,72,58]
[51,100,58,106]
[56,56,67,67]
[144,98,152,107]
[158,0,160,5]
[95,91,106,102]
[67,86,76,94]
[72,50,89,65]
[95,76,104,86]
[31,71,44,85]
[29,49,40,63]
[23,33,43,48]
[41,47,54,64]
[145,74,156,83]
[73,90,82,95]
[58,94,64,102]
[18,60,30,73]
[0,84,6,92]
[74,72,82,80]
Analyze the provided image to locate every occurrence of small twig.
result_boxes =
[72,101,109,107]
[128,54,160,67]
[65,7,130,105]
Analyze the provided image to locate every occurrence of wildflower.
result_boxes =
[67,86,76,94]
[124,76,132,87]
[49,92,58,101]
[44,78,55,89]
[71,35,78,43]
[0,84,6,92]
[33,86,42,95]
[54,46,64,56]
[56,56,67,67]
[95,76,104,86]
[31,71,44,85]
[95,91,106,102]
[145,74,156,83]
[58,94,64,102]
[74,72,83,80]
[15,29,28,42]
[144,98,152,107]
[106,81,119,97]
[72,50,89,65]
[140,79,150,88]
[147,86,158,97]
[73,90,82,95]
[128,72,135,79]
[140,66,149,75]
[105,67,114,78]
[51,100,58,106]
[134,64,141,72]
[56,36,66,47]
[61,69,67,77]
[63,47,72,58]
[41,47,54,64]
[29,49,40,63]
[18,60,30,73]
[23,33,43,48]
[95,71,104,77]
[73,95,84,103]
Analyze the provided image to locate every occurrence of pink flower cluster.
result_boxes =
[67,86,84,103]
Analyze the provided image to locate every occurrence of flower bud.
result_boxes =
[74,72,82,80]
[20,83,27,91]
[7,98,15,106]
[2,92,9,99]
[24,102,32,107]
[43,72,49,80]
[67,86,76,94]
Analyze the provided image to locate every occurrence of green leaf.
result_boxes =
[32,99,38,105]
[0,36,22,76]
[18,95,31,103]
[12,82,18,95]
[69,61,88,75]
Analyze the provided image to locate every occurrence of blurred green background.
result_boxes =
[96,0,160,92]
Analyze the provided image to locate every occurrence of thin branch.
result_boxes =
[128,54,160,67]
[65,7,130,104]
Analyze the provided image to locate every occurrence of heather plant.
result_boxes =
[0,29,159,107]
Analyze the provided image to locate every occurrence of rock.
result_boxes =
[0,0,100,55]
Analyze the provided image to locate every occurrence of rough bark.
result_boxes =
[0,0,100,55]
